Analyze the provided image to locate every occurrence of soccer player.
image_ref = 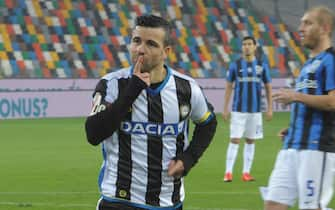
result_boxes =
[265,6,335,210]
[85,15,217,210]
[222,36,273,182]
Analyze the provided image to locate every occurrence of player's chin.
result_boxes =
[140,64,153,73]
[301,40,313,49]
[301,41,308,48]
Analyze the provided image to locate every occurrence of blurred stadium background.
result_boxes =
[0,0,334,80]
[1,1,335,210]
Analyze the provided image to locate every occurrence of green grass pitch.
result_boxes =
[0,113,334,210]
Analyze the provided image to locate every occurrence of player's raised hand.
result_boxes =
[133,55,150,86]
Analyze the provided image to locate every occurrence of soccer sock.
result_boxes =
[243,143,255,173]
[225,142,239,174]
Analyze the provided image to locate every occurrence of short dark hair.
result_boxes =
[242,36,257,45]
[135,14,172,46]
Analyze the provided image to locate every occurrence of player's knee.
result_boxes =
[245,139,255,144]
[264,200,288,210]
[230,138,240,144]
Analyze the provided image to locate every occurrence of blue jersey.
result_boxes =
[227,58,271,113]
[284,47,335,152]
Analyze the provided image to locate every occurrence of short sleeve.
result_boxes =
[262,61,272,84]
[190,83,213,125]
[226,62,237,82]
[324,55,335,91]
[105,79,119,103]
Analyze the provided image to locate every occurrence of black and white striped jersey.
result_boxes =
[92,65,214,208]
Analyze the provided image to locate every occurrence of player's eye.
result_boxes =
[147,40,159,48]
[132,37,141,44]
[304,20,313,26]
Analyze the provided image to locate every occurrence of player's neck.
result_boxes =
[243,55,255,62]
[310,37,332,58]
[150,65,167,84]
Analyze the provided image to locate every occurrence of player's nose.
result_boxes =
[136,43,146,54]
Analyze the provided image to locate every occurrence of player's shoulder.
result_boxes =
[170,67,196,83]
[101,67,132,81]
[323,47,335,60]
[325,47,335,55]
[228,59,240,69]
[317,48,335,68]
[93,67,130,93]
[169,68,203,94]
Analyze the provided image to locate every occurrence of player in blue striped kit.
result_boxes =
[222,36,273,182]
[265,6,335,210]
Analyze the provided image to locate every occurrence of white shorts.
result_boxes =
[266,149,335,209]
[230,112,263,139]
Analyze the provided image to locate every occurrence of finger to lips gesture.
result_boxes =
[133,55,150,86]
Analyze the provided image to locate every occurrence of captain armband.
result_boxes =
[89,92,107,116]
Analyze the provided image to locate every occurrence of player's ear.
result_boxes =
[163,45,172,59]
[321,23,331,36]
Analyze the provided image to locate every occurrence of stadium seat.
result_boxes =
[0,0,306,78]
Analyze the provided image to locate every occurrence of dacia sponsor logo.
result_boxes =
[121,121,186,137]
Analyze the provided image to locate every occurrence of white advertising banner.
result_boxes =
[0,78,290,119]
